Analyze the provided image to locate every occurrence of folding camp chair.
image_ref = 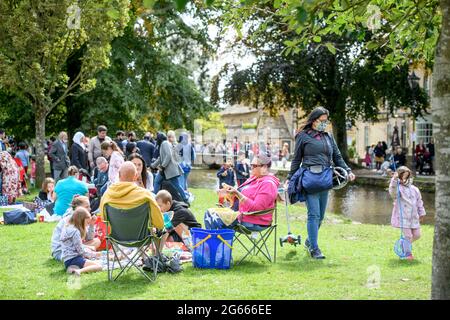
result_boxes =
[105,203,161,282]
[233,206,278,265]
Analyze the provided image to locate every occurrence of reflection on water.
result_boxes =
[188,169,435,225]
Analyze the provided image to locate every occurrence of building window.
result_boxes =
[416,119,433,144]
[364,126,369,148]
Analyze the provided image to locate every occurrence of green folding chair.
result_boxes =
[233,207,278,265]
[105,202,161,282]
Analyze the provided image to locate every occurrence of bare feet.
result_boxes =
[67,265,80,276]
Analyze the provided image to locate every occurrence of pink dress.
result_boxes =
[238,174,280,226]
[364,153,371,167]
[108,151,124,184]
[389,178,426,229]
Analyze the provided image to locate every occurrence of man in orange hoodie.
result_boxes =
[99,161,164,230]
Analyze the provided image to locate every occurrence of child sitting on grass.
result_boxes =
[389,166,426,260]
[60,207,102,276]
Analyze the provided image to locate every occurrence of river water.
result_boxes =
[187,169,435,225]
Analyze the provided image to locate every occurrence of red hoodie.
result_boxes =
[238,174,280,226]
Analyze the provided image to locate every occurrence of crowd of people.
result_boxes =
[363,139,435,176]
[196,138,290,167]
[0,111,429,274]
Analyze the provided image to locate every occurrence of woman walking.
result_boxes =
[285,107,355,259]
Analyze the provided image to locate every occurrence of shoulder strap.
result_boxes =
[324,133,334,166]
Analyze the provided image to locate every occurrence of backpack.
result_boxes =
[4,207,36,225]
[143,253,183,274]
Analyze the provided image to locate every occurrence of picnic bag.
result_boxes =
[4,207,36,225]
[94,216,111,250]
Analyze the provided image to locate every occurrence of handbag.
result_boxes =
[301,165,333,194]
[300,133,334,194]
[180,161,191,174]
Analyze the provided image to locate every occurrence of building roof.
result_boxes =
[219,105,259,116]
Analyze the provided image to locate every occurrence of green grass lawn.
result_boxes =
[0,188,432,300]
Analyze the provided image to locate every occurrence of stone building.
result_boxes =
[219,105,297,153]
[352,67,433,161]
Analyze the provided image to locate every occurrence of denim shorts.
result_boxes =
[64,255,86,269]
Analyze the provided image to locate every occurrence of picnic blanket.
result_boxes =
[91,242,192,271]
[92,247,142,271]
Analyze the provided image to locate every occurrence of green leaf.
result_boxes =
[106,9,120,19]
[366,41,379,50]
[318,11,324,20]
[206,0,215,6]
[325,42,336,54]
[174,0,189,11]
[143,0,156,8]
[313,35,321,43]
[274,0,282,9]
[296,6,308,25]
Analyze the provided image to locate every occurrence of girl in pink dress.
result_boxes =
[389,166,426,260]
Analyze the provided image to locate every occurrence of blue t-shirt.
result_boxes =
[54,176,88,216]
[16,150,29,167]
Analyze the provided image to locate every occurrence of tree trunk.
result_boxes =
[330,98,350,164]
[34,104,47,188]
[431,0,450,300]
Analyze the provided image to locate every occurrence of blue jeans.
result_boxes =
[183,172,189,190]
[154,172,188,202]
[178,171,190,190]
[170,176,189,202]
[305,190,329,250]
[153,172,163,193]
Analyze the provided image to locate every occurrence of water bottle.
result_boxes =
[163,211,174,230]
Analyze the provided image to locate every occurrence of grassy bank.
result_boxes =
[0,188,432,300]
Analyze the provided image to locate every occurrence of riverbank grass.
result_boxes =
[0,188,432,299]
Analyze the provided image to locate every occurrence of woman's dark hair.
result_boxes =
[125,142,137,157]
[128,152,147,188]
[299,107,330,132]
[156,132,167,146]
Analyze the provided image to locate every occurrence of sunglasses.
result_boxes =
[251,164,264,168]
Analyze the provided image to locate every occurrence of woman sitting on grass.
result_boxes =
[39,177,56,202]
[204,152,280,231]
[60,207,103,276]
[54,166,89,217]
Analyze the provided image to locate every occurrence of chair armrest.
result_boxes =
[241,208,274,216]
